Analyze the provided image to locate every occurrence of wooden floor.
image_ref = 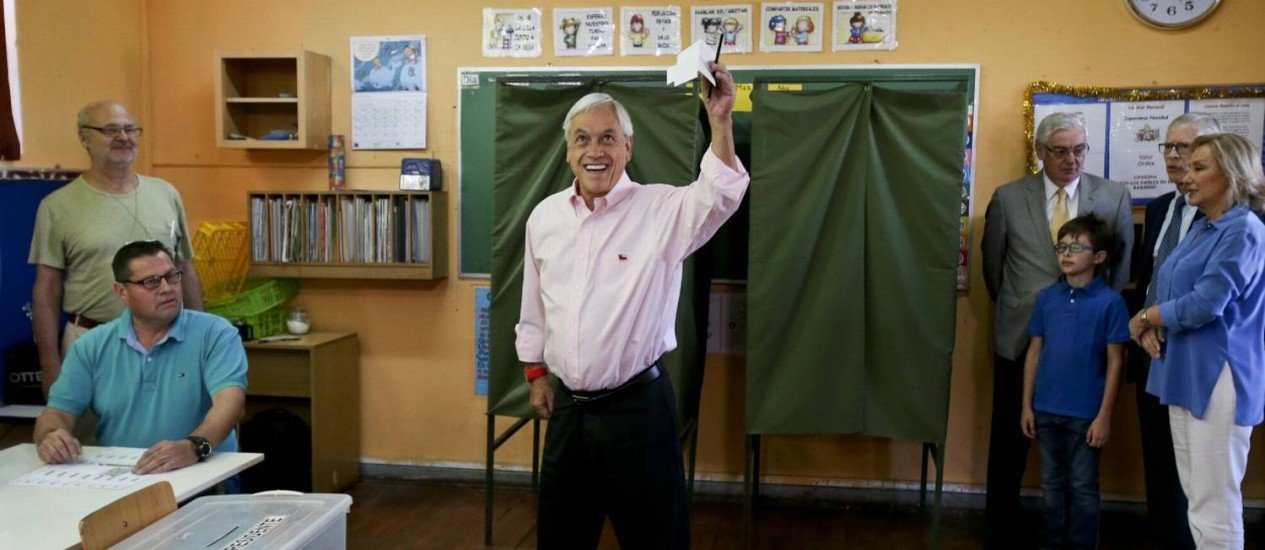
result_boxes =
[342,477,1265,549]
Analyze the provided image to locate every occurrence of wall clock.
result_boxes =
[1125,0,1221,29]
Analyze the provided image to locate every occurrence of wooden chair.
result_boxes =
[79,481,177,550]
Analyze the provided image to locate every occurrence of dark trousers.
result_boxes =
[1035,411,1101,550]
[986,352,1030,548]
[1136,378,1196,549]
[537,372,689,549]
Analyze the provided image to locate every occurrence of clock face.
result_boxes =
[1126,0,1221,29]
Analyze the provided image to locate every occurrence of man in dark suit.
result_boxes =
[1130,112,1221,550]
[981,112,1134,547]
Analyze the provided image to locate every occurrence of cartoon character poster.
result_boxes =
[831,1,897,51]
[691,4,752,54]
[482,8,542,58]
[553,8,615,57]
[620,6,682,56]
[759,2,822,52]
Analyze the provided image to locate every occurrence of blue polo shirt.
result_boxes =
[1149,204,1265,426]
[1026,277,1131,419]
[48,308,248,452]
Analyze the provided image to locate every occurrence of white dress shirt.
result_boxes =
[1043,173,1080,223]
[1153,192,1199,258]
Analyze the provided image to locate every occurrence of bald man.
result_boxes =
[29,100,204,396]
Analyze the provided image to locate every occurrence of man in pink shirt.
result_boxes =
[516,62,747,548]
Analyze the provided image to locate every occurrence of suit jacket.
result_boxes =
[981,172,1134,361]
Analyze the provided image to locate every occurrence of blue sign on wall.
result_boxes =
[474,286,490,396]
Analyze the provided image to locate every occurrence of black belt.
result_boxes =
[67,313,103,329]
[564,362,662,404]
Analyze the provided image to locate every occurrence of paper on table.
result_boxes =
[10,447,149,490]
[667,40,716,87]
[11,464,145,490]
[81,447,146,467]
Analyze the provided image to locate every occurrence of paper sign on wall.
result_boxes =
[759,2,824,52]
[554,8,615,56]
[690,4,753,55]
[620,5,682,56]
[832,0,897,51]
[483,8,542,58]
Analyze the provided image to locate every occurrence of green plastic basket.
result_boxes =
[241,306,288,338]
[206,278,298,318]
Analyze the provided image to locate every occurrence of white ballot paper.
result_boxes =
[667,39,717,86]
[10,447,148,490]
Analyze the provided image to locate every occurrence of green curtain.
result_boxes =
[487,83,708,424]
[746,84,966,444]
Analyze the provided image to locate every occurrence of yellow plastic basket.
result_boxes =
[192,221,250,302]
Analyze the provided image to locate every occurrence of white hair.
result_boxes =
[562,93,634,141]
[1035,112,1086,146]
[1169,112,1221,136]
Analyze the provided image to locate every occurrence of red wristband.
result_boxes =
[524,365,548,383]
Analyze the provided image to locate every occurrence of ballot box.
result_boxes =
[116,493,352,549]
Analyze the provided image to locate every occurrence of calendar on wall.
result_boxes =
[349,35,428,150]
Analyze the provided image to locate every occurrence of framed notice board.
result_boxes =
[1026,81,1265,205]
[458,64,979,288]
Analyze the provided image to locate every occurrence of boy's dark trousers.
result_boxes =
[1035,411,1101,550]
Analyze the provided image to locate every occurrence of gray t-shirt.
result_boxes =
[29,175,195,322]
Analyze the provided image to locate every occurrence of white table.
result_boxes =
[0,443,262,550]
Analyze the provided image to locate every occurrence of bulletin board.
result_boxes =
[1026,81,1265,205]
[458,64,978,288]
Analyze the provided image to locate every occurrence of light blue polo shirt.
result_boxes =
[48,308,248,452]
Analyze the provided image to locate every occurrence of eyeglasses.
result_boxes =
[121,270,183,290]
[80,125,144,138]
[1053,243,1094,254]
[1041,144,1090,159]
[1158,142,1192,155]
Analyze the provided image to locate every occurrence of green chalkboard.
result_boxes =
[458,65,978,278]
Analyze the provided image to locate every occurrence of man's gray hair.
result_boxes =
[1169,112,1221,135]
[562,93,634,141]
[1034,112,1087,146]
[76,100,126,128]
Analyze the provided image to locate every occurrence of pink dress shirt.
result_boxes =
[515,149,749,391]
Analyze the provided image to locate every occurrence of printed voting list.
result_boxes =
[11,447,147,490]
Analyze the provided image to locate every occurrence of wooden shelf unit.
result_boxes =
[243,332,359,493]
[248,190,447,280]
[216,50,330,149]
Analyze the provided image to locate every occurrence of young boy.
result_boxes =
[1020,214,1130,549]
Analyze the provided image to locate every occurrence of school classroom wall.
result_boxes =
[7,0,1265,500]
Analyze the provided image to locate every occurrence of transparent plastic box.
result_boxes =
[115,492,352,550]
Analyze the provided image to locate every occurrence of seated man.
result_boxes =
[34,240,246,474]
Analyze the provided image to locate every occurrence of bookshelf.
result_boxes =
[216,50,330,149]
[248,190,447,280]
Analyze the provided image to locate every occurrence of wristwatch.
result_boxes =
[186,436,212,461]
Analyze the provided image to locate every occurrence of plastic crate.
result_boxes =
[206,278,299,318]
[192,221,250,302]
[242,306,289,338]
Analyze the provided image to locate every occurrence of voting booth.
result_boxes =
[116,493,352,550]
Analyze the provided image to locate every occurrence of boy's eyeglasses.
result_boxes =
[120,270,183,290]
[1053,243,1094,254]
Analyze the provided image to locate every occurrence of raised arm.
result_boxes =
[701,61,737,171]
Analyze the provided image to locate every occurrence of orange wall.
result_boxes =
[9,0,1265,499]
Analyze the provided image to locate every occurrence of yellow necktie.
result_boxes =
[1051,188,1068,244]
